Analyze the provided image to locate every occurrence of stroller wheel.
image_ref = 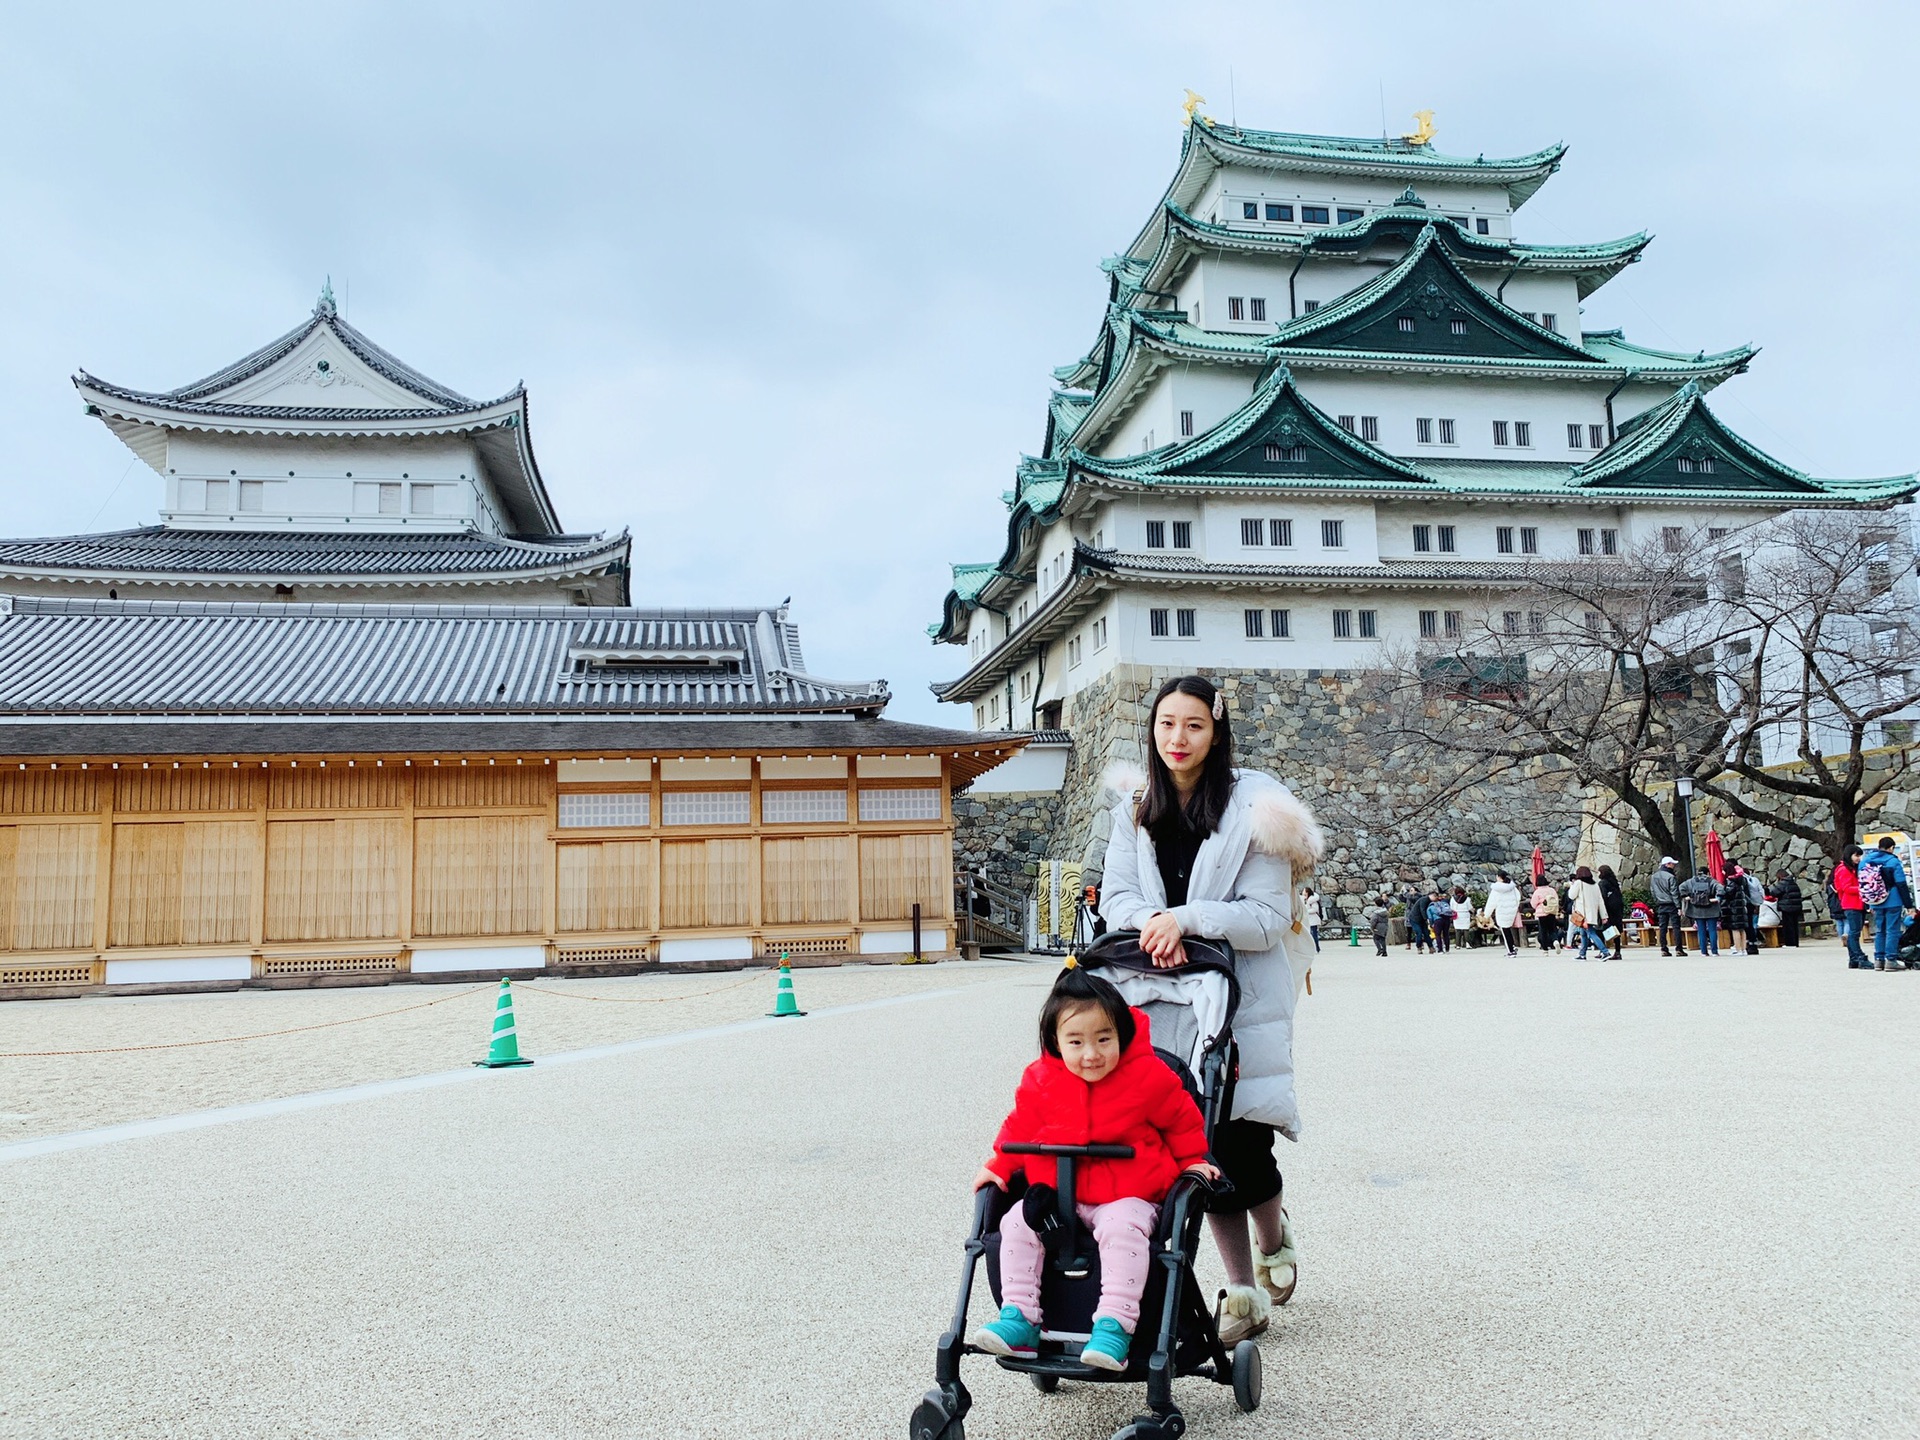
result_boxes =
[1030,1373,1060,1394]
[1232,1339,1262,1413]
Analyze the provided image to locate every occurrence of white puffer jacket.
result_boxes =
[1098,765,1326,1139]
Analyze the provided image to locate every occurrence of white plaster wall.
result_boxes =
[1295,371,1639,462]
[411,945,546,973]
[969,744,1072,794]
[160,431,504,533]
[1196,164,1515,234]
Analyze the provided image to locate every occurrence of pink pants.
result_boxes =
[999,1194,1159,1330]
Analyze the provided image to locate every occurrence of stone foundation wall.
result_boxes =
[1603,749,1920,889]
[981,664,1587,917]
[952,790,1065,882]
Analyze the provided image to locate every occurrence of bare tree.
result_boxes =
[1696,512,1920,862]
[1375,512,1920,867]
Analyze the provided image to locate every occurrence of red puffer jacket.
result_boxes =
[1834,863,1863,910]
[984,1008,1209,1206]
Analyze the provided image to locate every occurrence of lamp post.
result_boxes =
[1675,775,1697,880]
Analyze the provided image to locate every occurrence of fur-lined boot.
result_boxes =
[1255,1208,1298,1306]
[1217,1284,1271,1345]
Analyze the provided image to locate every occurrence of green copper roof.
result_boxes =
[1071,365,1429,486]
[1580,329,1755,371]
[1181,123,1566,208]
[1146,199,1648,299]
[1043,391,1094,459]
[1268,224,1596,363]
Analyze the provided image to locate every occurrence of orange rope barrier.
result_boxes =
[0,984,492,1059]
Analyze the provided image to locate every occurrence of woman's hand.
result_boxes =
[1140,911,1187,967]
[1183,1161,1222,1182]
[973,1165,1006,1192]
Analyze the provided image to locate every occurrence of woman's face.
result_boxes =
[1153,691,1215,787]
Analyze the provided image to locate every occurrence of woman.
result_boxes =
[1565,866,1610,962]
[1530,874,1561,952]
[1450,886,1474,948]
[1597,864,1627,959]
[1773,870,1804,947]
[1429,888,1453,952]
[1722,860,1754,955]
[1833,847,1868,968]
[1482,871,1524,955]
[1100,675,1324,1346]
[1404,888,1432,954]
[1301,886,1324,951]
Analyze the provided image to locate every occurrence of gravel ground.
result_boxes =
[2,941,1915,1439]
[0,961,1020,1142]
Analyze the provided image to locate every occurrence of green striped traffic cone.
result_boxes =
[767,957,806,1018]
[474,977,534,1068]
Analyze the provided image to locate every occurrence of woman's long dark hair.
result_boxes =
[1135,674,1235,836]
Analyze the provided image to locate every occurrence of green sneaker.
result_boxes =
[1079,1315,1133,1371]
[970,1304,1039,1358]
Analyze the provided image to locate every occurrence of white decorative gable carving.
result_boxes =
[218,335,427,411]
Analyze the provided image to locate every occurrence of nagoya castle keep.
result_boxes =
[933,110,1916,894]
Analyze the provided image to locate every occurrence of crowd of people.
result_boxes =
[1320,841,1917,970]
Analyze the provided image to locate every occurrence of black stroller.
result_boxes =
[912,932,1261,1440]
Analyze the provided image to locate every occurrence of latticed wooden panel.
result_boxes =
[0,958,97,986]
[114,768,254,814]
[859,833,951,921]
[757,935,850,958]
[761,836,852,925]
[555,840,655,933]
[0,770,102,816]
[109,821,255,947]
[415,766,549,811]
[413,816,545,936]
[264,818,406,941]
[0,823,97,951]
[660,838,752,928]
[553,943,652,966]
[268,767,407,812]
[260,953,400,976]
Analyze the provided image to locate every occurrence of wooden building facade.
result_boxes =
[0,724,1020,994]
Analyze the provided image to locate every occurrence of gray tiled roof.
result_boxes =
[1094,549,1531,583]
[0,527,629,580]
[0,718,1022,783]
[77,301,487,417]
[0,596,888,718]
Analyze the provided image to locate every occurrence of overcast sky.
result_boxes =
[3,1,1913,724]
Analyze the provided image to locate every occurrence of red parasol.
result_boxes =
[1530,846,1545,885]
[1704,829,1726,883]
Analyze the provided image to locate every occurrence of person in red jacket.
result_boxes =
[970,965,1216,1371]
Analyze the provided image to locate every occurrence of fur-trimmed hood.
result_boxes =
[1099,762,1324,871]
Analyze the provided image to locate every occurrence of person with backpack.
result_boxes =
[1650,857,1687,956]
[1858,837,1914,971]
[1680,868,1723,955]
[1773,870,1805,948]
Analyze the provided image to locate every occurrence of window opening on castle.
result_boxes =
[1180,410,1194,437]
[1504,610,1522,636]
[1438,419,1456,443]
[1242,202,1258,219]
[1338,415,1356,433]
[1497,526,1515,554]
[1266,203,1292,221]
[1245,609,1265,638]
[1271,519,1293,547]
[1475,217,1490,234]
[1171,521,1192,548]
[1301,205,1329,224]
[1359,610,1378,639]
[1541,313,1558,332]
[1578,528,1596,556]
[1397,316,1416,333]
[1601,528,1619,556]
[1250,298,1267,321]
[1438,525,1457,554]
[1420,609,1438,638]
[1337,208,1363,223]
[1228,297,1245,320]
[1493,421,1510,446]
[1149,608,1169,637]
[1360,416,1379,441]
[1332,609,1353,639]
[1271,608,1292,639]
[1521,527,1538,555]
[1450,319,1467,335]
[1301,299,1320,313]
[1529,612,1547,637]
[1176,608,1197,637]
[1321,519,1344,548]
[1146,520,1166,548]
[1589,424,1605,449]
[1445,610,1463,639]
[1413,524,1432,553]
[1663,526,1685,553]
[1241,518,1265,546]
[1514,422,1531,447]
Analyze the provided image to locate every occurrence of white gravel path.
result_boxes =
[1,942,1914,1439]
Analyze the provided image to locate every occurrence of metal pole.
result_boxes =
[911,902,922,960]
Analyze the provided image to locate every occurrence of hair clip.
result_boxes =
[1062,956,1079,969]
[1211,691,1225,719]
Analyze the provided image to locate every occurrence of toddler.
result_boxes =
[970,965,1215,1371]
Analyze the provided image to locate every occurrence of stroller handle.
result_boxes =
[1000,1141,1135,1159]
